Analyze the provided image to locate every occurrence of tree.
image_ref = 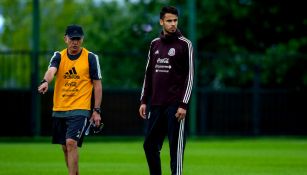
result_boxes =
[0,0,306,88]
[194,0,307,88]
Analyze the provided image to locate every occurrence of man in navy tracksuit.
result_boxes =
[139,6,194,175]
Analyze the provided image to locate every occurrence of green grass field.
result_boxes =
[0,137,307,175]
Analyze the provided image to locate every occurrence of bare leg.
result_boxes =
[66,139,79,175]
[62,145,69,168]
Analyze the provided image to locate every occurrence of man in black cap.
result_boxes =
[38,24,103,175]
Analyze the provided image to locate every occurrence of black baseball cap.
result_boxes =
[65,24,84,38]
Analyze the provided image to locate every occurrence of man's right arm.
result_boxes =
[38,67,57,94]
[140,42,155,104]
[43,67,58,83]
[139,43,154,119]
[139,60,150,119]
[38,52,60,94]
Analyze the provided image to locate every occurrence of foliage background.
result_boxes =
[0,0,306,89]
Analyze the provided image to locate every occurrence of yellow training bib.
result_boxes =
[53,48,93,111]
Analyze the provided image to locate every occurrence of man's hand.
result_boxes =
[90,111,101,127]
[175,107,186,121]
[139,104,147,119]
[38,82,48,94]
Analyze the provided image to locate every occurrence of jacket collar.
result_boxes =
[160,29,182,42]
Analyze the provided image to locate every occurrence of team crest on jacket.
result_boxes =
[168,48,175,56]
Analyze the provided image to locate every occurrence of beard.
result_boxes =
[164,28,176,35]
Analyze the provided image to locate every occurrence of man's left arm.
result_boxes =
[93,80,102,108]
[89,52,103,125]
[91,80,102,126]
[176,41,194,121]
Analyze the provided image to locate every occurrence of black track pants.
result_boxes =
[143,104,186,175]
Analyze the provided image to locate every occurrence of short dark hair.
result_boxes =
[160,6,179,19]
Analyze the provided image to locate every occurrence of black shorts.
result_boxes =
[52,115,88,147]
